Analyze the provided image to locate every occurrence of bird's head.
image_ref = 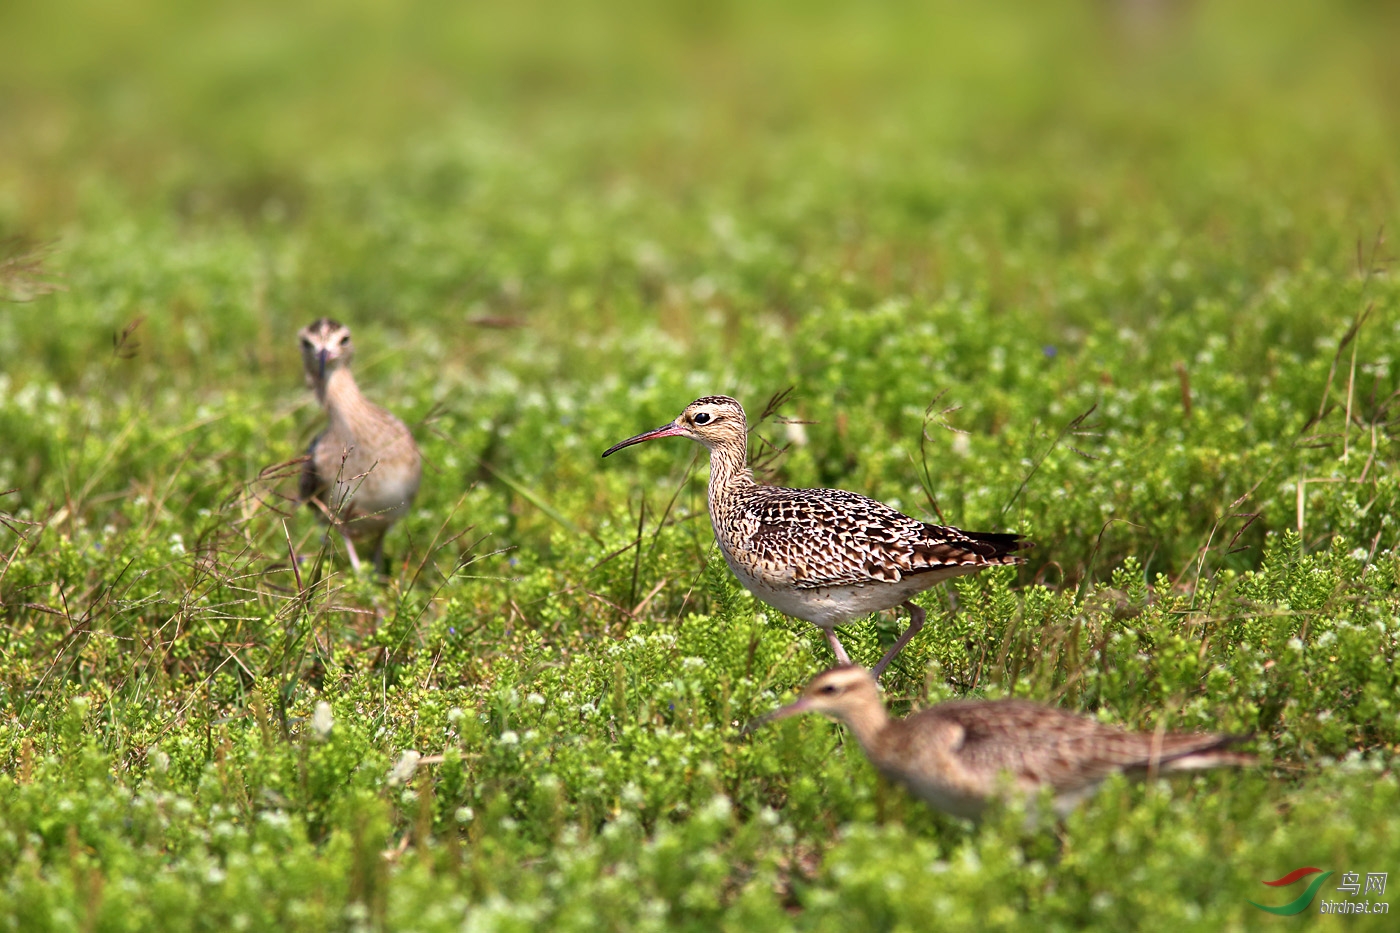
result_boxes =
[601,395,748,457]
[744,666,882,733]
[298,318,354,384]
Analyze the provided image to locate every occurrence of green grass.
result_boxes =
[3,0,1400,929]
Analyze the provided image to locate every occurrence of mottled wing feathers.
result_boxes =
[732,486,1025,589]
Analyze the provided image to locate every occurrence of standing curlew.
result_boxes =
[750,666,1255,819]
[297,318,422,573]
[602,396,1028,676]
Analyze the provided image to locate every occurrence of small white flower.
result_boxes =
[499,730,519,746]
[455,806,475,824]
[387,750,421,786]
[259,810,291,830]
[701,795,732,823]
[311,701,334,739]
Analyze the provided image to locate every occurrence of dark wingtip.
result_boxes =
[960,530,1033,561]
[1152,730,1258,772]
[1213,731,1256,752]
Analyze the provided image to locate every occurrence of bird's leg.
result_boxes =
[339,529,363,574]
[370,531,389,578]
[825,628,854,666]
[870,601,927,679]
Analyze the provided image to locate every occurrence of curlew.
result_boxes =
[603,396,1027,676]
[297,318,422,573]
[751,666,1255,819]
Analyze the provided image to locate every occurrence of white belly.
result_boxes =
[720,548,939,628]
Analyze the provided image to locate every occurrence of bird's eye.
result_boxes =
[693,412,711,425]
[339,335,350,346]
[818,684,838,695]
[300,338,312,350]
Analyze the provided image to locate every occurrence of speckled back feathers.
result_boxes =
[718,484,1025,589]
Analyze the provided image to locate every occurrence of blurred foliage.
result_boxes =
[2,0,1400,928]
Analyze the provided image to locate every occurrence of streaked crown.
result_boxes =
[676,395,748,449]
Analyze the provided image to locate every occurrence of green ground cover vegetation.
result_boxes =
[2,0,1400,929]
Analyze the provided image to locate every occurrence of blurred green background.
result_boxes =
[4,0,1397,368]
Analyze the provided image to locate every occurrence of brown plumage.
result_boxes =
[298,318,422,573]
[752,667,1256,820]
[603,396,1027,676]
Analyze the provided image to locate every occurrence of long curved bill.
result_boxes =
[317,348,329,381]
[740,696,813,735]
[601,421,687,458]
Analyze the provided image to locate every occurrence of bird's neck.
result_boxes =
[319,368,369,431]
[706,438,756,501]
[836,699,892,754]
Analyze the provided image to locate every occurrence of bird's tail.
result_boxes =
[1155,733,1257,772]
[959,529,1032,563]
